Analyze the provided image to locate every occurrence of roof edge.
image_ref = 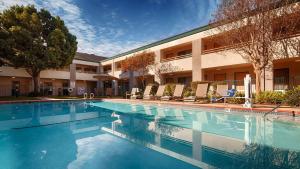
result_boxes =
[101,24,213,62]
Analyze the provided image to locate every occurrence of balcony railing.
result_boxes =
[161,53,192,62]
[76,70,97,74]
[103,70,112,74]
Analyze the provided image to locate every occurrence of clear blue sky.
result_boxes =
[0,0,218,57]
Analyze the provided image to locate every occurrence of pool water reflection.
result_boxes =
[0,101,300,169]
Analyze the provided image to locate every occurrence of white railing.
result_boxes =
[161,53,192,62]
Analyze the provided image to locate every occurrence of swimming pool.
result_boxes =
[0,100,299,169]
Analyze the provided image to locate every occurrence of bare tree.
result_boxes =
[150,62,180,84]
[121,51,155,89]
[211,0,300,93]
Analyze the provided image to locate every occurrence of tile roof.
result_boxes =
[75,52,106,62]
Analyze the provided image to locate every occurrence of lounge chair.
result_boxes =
[184,83,209,102]
[211,84,244,103]
[161,84,184,101]
[143,85,154,100]
[126,88,141,99]
[154,85,166,99]
[210,84,228,102]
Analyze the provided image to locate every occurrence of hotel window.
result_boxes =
[214,73,226,82]
[165,78,174,83]
[274,68,289,90]
[76,67,82,73]
[234,72,249,91]
[178,77,192,86]
[84,67,90,72]
[103,65,112,73]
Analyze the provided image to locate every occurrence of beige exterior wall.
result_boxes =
[40,70,70,79]
[0,67,31,77]
[0,77,31,96]
[99,24,299,93]
[0,59,101,96]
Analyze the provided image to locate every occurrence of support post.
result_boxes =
[192,39,203,82]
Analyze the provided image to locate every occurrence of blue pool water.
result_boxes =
[0,101,300,169]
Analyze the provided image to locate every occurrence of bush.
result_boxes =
[255,91,284,104]
[163,83,176,96]
[183,86,194,97]
[147,82,159,96]
[285,86,300,107]
[227,92,245,104]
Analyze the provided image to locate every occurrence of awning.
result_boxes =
[93,74,119,81]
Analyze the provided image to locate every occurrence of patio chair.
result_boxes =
[184,83,209,102]
[154,85,166,99]
[161,84,184,101]
[126,88,141,99]
[143,85,154,100]
[211,84,244,103]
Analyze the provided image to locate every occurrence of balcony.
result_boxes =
[161,53,192,62]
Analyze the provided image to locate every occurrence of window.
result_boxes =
[165,78,174,83]
[274,68,289,90]
[84,68,90,72]
[76,67,82,72]
[115,62,122,70]
[214,73,226,81]
[103,65,112,73]
[234,72,249,91]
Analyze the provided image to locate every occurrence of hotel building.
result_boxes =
[0,23,299,97]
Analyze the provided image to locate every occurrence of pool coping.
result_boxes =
[101,99,300,115]
[0,98,299,115]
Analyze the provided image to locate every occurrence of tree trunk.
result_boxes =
[254,67,262,94]
[32,74,40,96]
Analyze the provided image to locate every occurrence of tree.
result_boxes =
[149,62,180,84]
[121,51,154,89]
[211,0,300,93]
[0,5,77,95]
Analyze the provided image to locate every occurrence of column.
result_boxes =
[113,80,118,96]
[261,66,273,91]
[96,65,103,96]
[192,39,203,82]
[69,63,76,96]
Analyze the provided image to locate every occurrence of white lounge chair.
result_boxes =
[184,83,209,102]
[126,88,141,99]
[154,85,166,99]
[143,85,154,100]
[161,84,184,101]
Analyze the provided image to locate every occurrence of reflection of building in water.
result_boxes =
[101,110,300,169]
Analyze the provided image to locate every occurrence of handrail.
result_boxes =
[263,103,283,118]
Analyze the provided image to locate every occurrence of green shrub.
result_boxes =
[285,86,300,107]
[183,87,194,97]
[255,91,284,104]
[164,83,176,96]
[191,81,201,93]
[227,92,245,104]
[147,82,159,96]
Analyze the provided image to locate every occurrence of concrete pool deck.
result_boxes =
[0,97,299,115]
